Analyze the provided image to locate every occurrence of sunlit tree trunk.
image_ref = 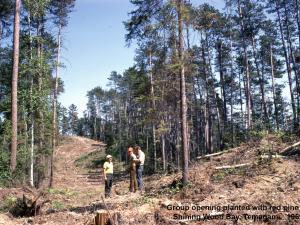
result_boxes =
[26,10,35,187]
[148,50,157,172]
[238,0,252,130]
[270,45,279,131]
[283,1,300,126]
[275,2,297,128]
[177,0,188,185]
[251,36,267,123]
[10,0,21,172]
[50,24,62,188]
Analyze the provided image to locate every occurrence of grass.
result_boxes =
[75,151,106,169]
[51,200,67,210]
[211,167,248,182]
[74,149,126,173]
[48,188,78,197]
[131,196,153,207]
[0,195,17,212]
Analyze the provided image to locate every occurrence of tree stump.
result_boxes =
[9,194,49,217]
[95,210,108,225]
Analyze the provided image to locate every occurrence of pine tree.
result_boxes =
[10,0,21,173]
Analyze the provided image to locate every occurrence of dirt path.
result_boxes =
[1,136,109,225]
[52,136,107,206]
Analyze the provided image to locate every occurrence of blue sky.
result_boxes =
[59,0,224,116]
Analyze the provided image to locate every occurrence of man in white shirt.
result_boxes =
[134,145,145,191]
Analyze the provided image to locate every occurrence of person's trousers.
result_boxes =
[136,165,144,191]
[105,173,113,197]
[130,168,137,192]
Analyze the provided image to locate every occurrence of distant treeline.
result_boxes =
[77,0,300,176]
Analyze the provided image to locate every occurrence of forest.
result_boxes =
[0,0,300,224]
[75,0,300,179]
[0,0,300,225]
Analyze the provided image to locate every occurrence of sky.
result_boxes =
[59,0,224,116]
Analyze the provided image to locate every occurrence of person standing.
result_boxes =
[128,147,138,192]
[134,145,145,192]
[103,155,113,198]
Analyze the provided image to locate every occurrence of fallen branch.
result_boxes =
[215,163,251,170]
[259,154,287,159]
[197,149,232,159]
[280,141,300,153]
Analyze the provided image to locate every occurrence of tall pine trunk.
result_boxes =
[10,0,21,172]
[295,0,300,55]
[177,0,188,185]
[251,36,267,123]
[201,42,212,154]
[283,1,300,126]
[149,50,157,172]
[275,2,297,128]
[27,11,34,187]
[270,45,279,130]
[50,24,62,188]
[217,41,226,150]
[238,0,252,130]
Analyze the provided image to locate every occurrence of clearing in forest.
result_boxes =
[0,135,300,225]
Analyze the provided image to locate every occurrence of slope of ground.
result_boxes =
[0,135,300,225]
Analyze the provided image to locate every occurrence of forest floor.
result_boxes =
[0,135,300,225]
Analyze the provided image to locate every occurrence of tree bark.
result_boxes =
[227,1,235,146]
[177,0,188,185]
[218,41,227,124]
[270,45,279,130]
[283,0,300,126]
[26,11,35,187]
[10,0,21,172]
[149,50,157,172]
[275,2,297,128]
[251,35,267,122]
[0,21,2,48]
[50,24,62,188]
[295,0,300,56]
[238,0,252,130]
[216,41,225,150]
[238,71,244,130]
[161,134,166,172]
[201,40,212,154]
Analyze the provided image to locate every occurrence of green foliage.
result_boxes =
[51,200,66,210]
[0,120,12,186]
[0,150,11,186]
[211,170,229,182]
[0,195,17,213]
[211,167,248,183]
[273,130,297,143]
[131,196,152,207]
[0,0,76,188]
[48,188,77,197]
[168,183,182,194]
[14,145,31,183]
[248,130,269,141]
[75,151,105,169]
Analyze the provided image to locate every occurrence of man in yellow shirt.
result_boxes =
[103,155,113,198]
